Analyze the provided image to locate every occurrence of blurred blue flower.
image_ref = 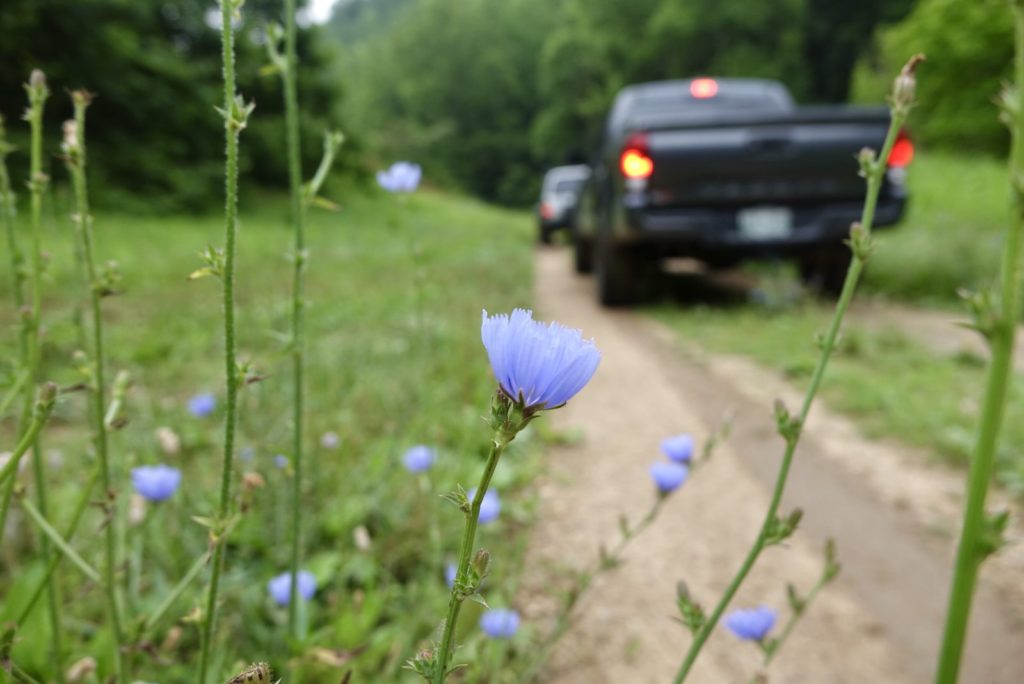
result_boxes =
[481,309,600,411]
[377,161,421,193]
[660,434,695,463]
[650,461,688,494]
[320,431,341,449]
[480,609,520,639]
[267,570,316,606]
[188,393,216,418]
[445,563,457,588]
[274,454,289,470]
[402,445,435,473]
[468,487,501,524]
[725,606,777,641]
[131,464,182,502]
[238,447,255,463]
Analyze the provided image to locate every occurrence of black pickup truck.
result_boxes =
[572,78,912,305]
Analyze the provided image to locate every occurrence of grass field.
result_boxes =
[0,188,541,682]
[864,150,1009,303]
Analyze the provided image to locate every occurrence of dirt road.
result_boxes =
[521,248,1024,683]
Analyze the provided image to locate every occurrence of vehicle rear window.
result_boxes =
[555,179,584,193]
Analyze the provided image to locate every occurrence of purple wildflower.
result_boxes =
[131,464,182,502]
[650,461,689,494]
[468,487,501,524]
[274,454,289,470]
[481,309,600,411]
[267,570,316,606]
[377,161,421,193]
[238,447,255,463]
[320,431,341,449]
[187,393,216,418]
[402,445,435,473]
[445,563,457,588]
[480,609,520,639]
[725,606,777,641]
[660,434,695,463]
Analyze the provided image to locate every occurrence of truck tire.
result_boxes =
[800,245,852,297]
[596,234,641,306]
[573,231,594,274]
[538,223,553,245]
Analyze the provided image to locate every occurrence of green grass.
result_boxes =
[651,301,1024,496]
[864,150,1010,303]
[0,188,542,682]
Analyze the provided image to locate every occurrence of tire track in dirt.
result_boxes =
[520,247,1024,683]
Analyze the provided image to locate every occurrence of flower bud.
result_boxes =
[891,53,925,117]
[471,548,491,579]
[62,119,79,157]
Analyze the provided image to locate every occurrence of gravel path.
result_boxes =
[520,247,1024,683]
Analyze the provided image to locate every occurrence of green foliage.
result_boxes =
[851,0,1013,154]
[0,0,348,211]
[866,152,1009,301]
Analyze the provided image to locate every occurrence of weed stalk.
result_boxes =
[935,4,1024,680]
[198,1,251,680]
[63,90,128,683]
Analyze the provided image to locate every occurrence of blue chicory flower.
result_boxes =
[445,563,457,588]
[468,487,501,524]
[238,447,255,463]
[131,464,182,502]
[481,309,600,411]
[725,606,777,641]
[267,570,316,606]
[402,445,435,473]
[650,461,688,494]
[188,393,216,418]
[274,454,289,470]
[377,161,422,193]
[660,434,695,463]
[480,609,520,639]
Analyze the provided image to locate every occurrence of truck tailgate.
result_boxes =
[638,108,891,207]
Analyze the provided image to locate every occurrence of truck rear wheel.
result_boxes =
[799,245,852,297]
[573,230,593,274]
[596,235,643,306]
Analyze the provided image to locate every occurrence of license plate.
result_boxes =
[738,207,793,240]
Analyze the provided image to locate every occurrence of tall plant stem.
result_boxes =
[433,438,507,683]
[936,9,1024,681]
[671,97,909,684]
[198,2,244,680]
[65,92,127,683]
[18,72,65,684]
[281,0,307,638]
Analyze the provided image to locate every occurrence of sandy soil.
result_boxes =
[519,248,1024,684]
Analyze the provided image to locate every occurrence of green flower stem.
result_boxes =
[671,99,908,684]
[11,662,42,684]
[936,9,1024,681]
[16,466,100,626]
[142,549,212,635]
[198,1,244,679]
[19,497,100,583]
[66,92,127,684]
[0,387,55,487]
[281,0,307,638]
[521,498,664,684]
[0,115,25,328]
[0,370,29,418]
[19,73,65,684]
[433,436,508,683]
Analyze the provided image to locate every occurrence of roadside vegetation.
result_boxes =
[0,190,543,680]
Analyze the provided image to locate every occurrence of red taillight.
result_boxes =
[690,78,718,99]
[540,202,554,220]
[620,132,653,180]
[888,130,914,168]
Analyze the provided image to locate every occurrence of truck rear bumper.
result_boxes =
[620,198,905,262]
